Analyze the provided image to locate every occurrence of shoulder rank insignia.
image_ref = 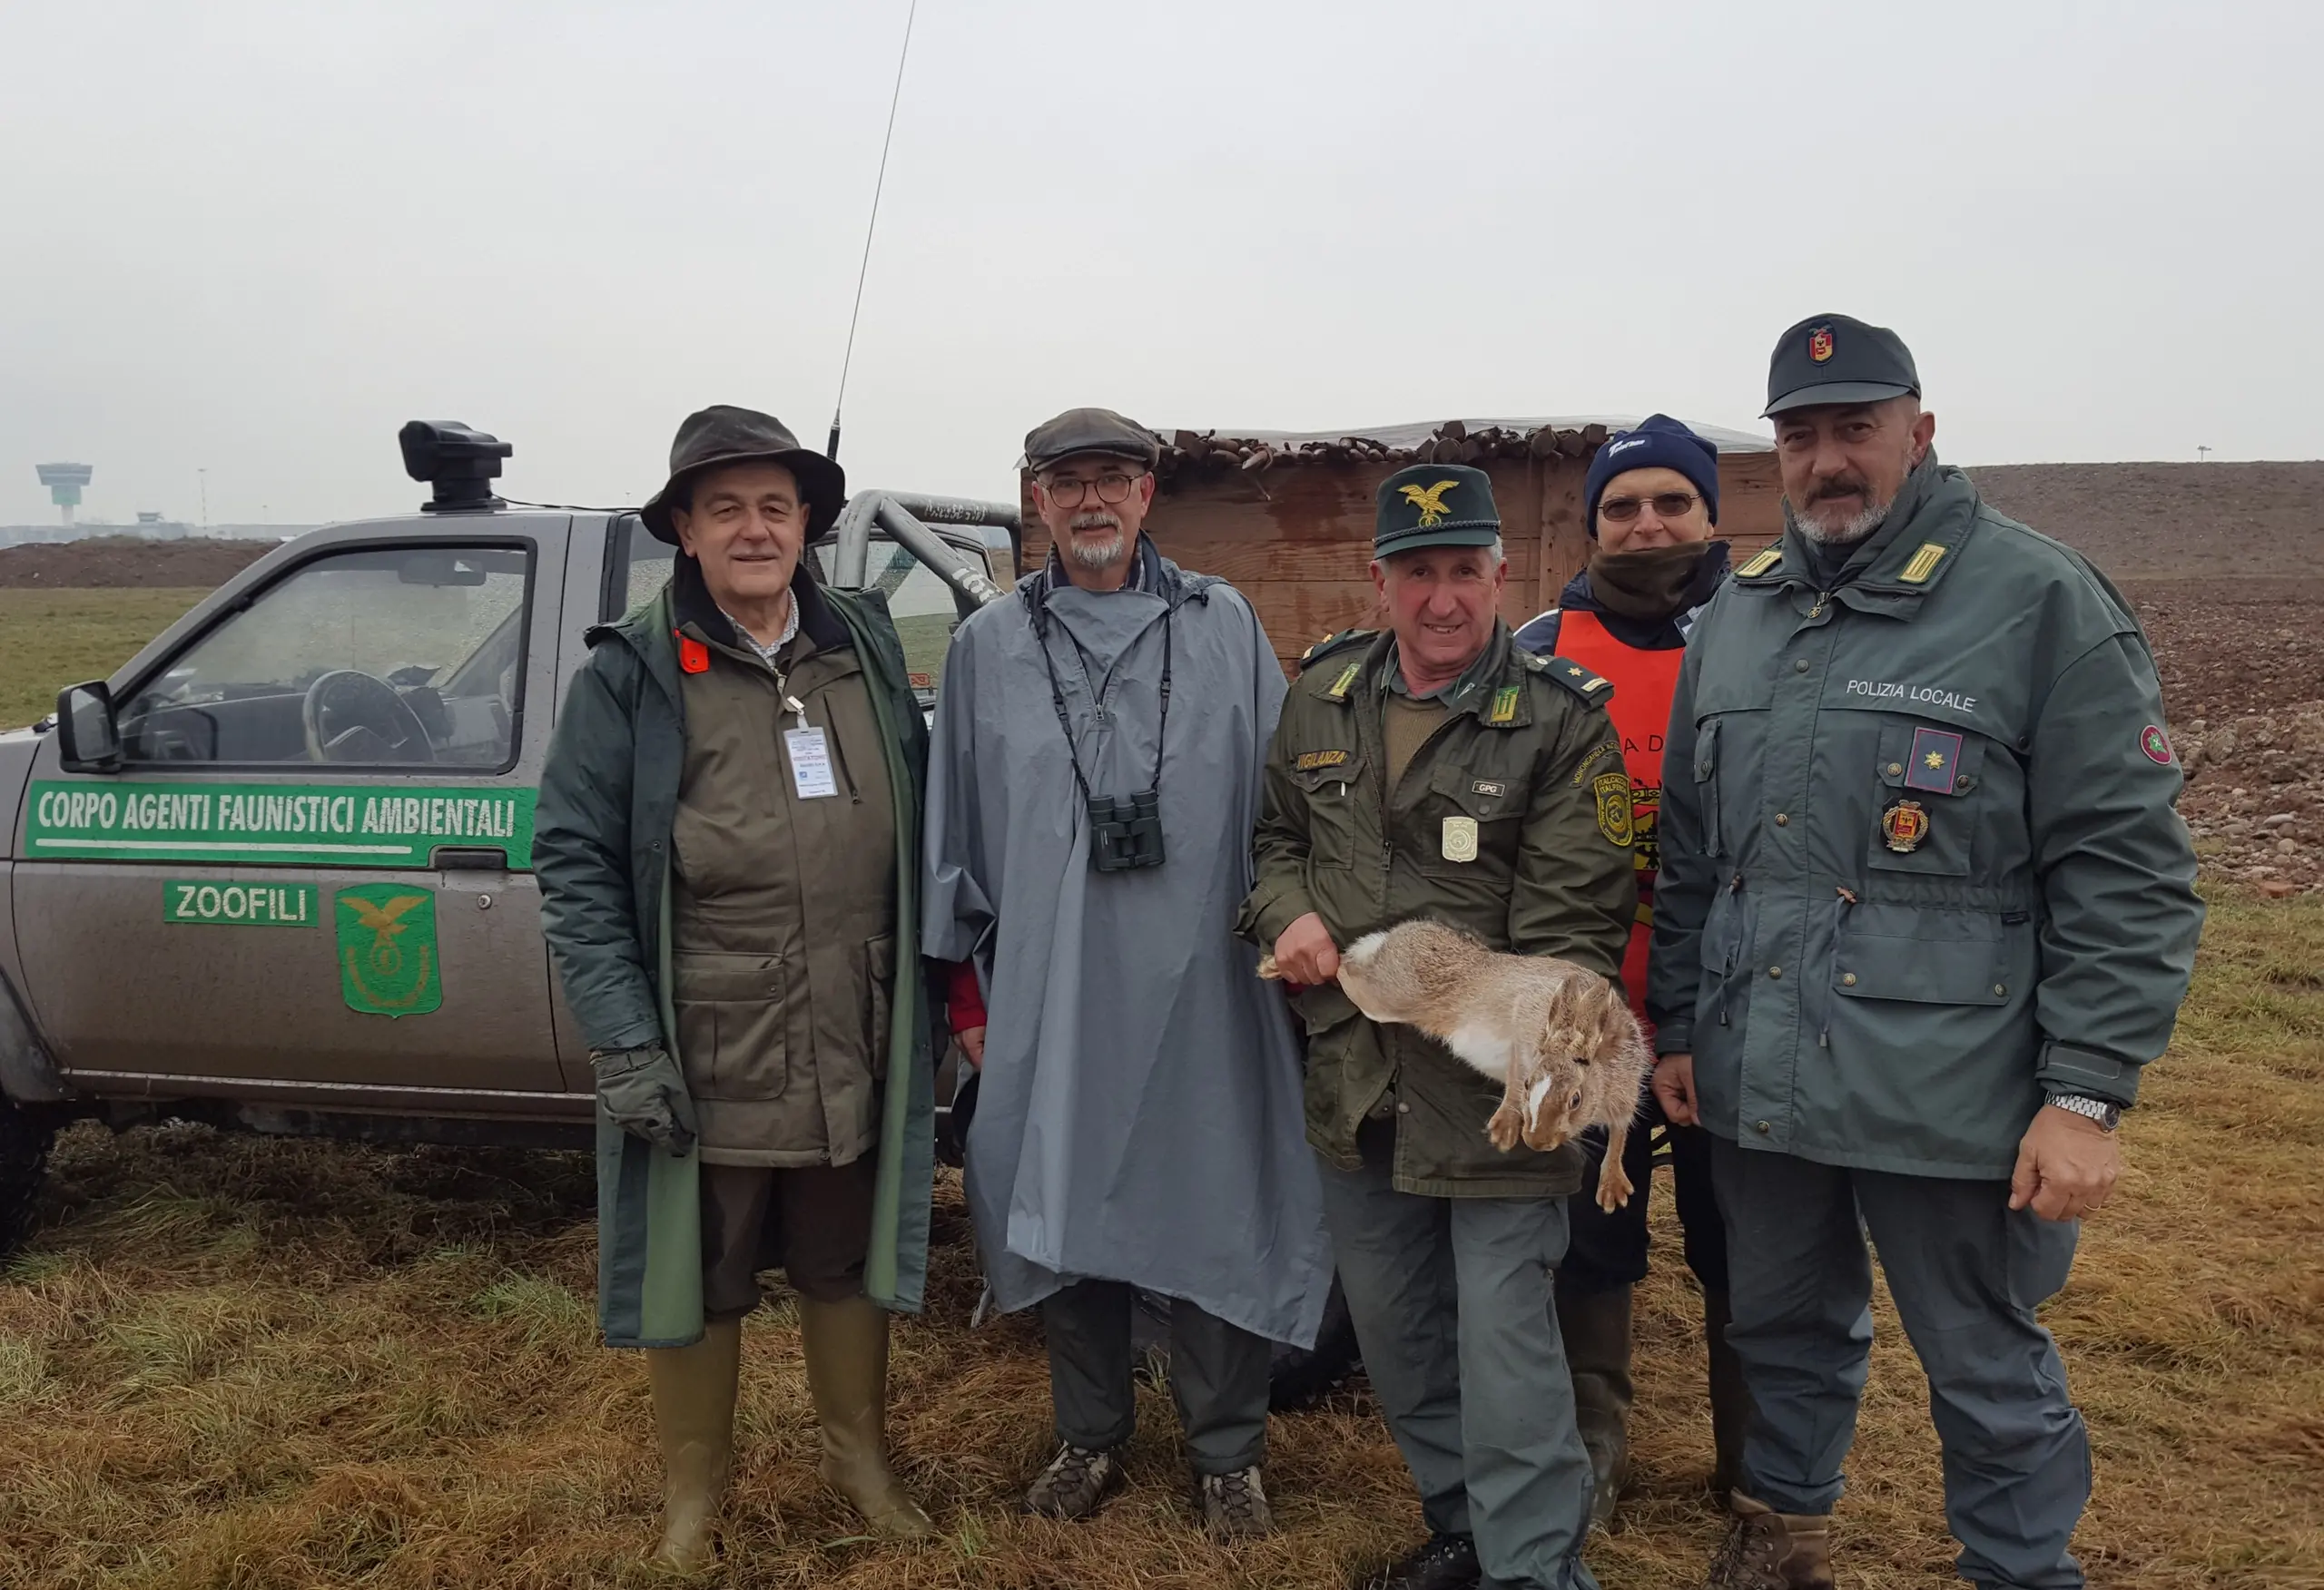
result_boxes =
[1539,656,1614,705]
[1736,545,1784,578]
[1297,627,1375,672]
[1898,543,1947,584]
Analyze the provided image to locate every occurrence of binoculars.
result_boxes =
[1088,790,1167,872]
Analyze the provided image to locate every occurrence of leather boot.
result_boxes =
[645,1317,742,1573]
[1703,1289,1753,1501]
[1555,1282,1634,1530]
[796,1293,938,1539]
[1701,1494,1834,1589]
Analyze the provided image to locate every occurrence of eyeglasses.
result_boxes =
[1598,491,1700,524]
[1042,470,1147,510]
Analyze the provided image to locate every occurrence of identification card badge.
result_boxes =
[1442,815,1479,863]
[784,725,840,800]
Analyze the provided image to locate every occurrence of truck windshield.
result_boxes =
[116,544,530,769]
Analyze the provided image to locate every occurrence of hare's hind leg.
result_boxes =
[1595,1120,1635,1212]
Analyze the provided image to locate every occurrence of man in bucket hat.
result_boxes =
[536,406,940,1567]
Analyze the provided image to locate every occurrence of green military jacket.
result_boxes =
[1240,623,1638,1197]
[536,558,938,1340]
[1648,456,2205,1180]
[671,598,901,1169]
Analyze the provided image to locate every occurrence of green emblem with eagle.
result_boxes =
[335,883,442,1017]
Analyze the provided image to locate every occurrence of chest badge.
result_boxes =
[1442,816,1480,863]
[1882,800,1932,853]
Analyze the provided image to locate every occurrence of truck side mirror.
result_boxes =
[56,682,123,773]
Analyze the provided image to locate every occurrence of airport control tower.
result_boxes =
[36,463,94,525]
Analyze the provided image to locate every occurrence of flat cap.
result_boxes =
[1023,407,1162,473]
[1764,313,1920,417]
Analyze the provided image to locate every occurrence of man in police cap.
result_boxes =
[1245,464,1635,1590]
[923,407,1331,1538]
[1649,318,2204,1589]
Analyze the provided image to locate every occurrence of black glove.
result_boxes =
[590,1044,699,1154]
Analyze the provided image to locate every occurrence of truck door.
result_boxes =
[11,522,573,1107]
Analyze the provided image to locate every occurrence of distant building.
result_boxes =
[34,463,94,525]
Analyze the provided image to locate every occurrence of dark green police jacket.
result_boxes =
[1647,456,2204,1179]
[1239,623,1638,1197]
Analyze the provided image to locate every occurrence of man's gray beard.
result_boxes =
[1066,516,1126,571]
[1796,496,1890,546]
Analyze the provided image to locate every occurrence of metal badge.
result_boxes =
[1881,800,1931,853]
[1442,816,1480,863]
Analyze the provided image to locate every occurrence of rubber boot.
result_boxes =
[796,1293,938,1539]
[1555,1282,1634,1531]
[645,1317,743,1573]
[1703,1289,1754,1503]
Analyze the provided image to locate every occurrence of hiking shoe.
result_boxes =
[1360,1530,1481,1590]
[1023,1442,1124,1520]
[1196,1465,1273,1539]
[1700,1493,1834,1589]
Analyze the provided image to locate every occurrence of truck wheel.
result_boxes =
[0,1104,56,1261]
[1267,1275,1362,1411]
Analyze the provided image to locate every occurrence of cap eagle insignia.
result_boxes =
[1398,478,1462,527]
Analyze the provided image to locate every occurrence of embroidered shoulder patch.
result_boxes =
[1899,543,1947,584]
[1593,771,1635,848]
[1488,684,1521,723]
[1295,749,1351,772]
[1571,739,1623,786]
[1737,546,1784,578]
[2140,724,2173,765]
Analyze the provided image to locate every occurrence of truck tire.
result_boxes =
[0,1104,56,1261]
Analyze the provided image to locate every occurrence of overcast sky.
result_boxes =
[4,0,2319,526]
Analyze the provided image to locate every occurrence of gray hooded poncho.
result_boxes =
[921,542,1332,1348]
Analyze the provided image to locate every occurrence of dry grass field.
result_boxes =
[1,884,2317,1590]
[0,589,209,731]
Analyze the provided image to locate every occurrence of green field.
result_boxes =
[0,588,211,731]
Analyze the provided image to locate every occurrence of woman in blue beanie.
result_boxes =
[1513,413,1744,1529]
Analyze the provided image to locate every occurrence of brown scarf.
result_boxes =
[1586,540,1720,623]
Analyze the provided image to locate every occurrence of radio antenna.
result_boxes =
[828,0,920,464]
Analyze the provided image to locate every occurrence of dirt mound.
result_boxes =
[0,536,279,590]
[2123,577,2324,893]
[1968,460,2324,579]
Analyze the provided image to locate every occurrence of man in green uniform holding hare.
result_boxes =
[1244,463,1636,1590]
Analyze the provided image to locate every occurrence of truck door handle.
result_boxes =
[431,846,508,871]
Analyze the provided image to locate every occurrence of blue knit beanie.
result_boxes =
[1585,414,1720,538]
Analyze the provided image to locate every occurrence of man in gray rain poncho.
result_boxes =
[923,407,1332,1540]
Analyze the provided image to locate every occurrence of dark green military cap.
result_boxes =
[1023,407,1163,473]
[1374,462,1500,555]
[1764,313,1921,417]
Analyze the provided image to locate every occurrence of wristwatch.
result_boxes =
[2043,1092,2122,1133]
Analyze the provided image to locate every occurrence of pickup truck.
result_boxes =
[0,421,1358,1405]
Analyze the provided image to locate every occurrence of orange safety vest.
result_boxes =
[1551,608,1684,1026]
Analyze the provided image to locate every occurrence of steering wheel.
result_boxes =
[301,670,438,765]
